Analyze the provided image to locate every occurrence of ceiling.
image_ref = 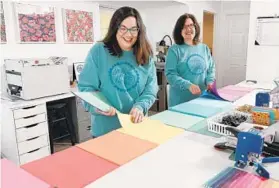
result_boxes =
[98,1,184,9]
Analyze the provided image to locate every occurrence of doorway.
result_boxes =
[203,11,215,55]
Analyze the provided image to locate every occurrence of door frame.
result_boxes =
[202,10,215,55]
[201,9,219,87]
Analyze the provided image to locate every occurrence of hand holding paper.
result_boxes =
[207,83,214,91]
[129,107,144,123]
[189,84,201,95]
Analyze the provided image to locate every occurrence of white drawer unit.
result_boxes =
[20,146,50,165]
[18,134,49,155]
[13,104,46,119]
[16,122,48,142]
[1,102,51,165]
[15,113,46,129]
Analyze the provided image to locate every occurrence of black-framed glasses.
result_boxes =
[118,25,139,36]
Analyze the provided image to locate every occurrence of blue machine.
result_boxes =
[234,131,279,178]
[255,92,270,107]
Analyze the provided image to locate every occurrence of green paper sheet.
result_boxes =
[73,91,111,112]
[186,119,221,138]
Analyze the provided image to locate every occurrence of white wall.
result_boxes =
[246,1,279,83]
[1,1,100,62]
[140,4,189,54]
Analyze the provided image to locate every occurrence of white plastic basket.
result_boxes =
[207,110,252,136]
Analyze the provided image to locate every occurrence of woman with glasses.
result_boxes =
[165,13,216,107]
[78,6,158,137]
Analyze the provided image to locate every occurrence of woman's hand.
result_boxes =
[130,107,144,123]
[207,84,214,91]
[189,84,201,95]
[96,107,116,116]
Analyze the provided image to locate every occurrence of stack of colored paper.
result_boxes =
[204,167,279,188]
[77,131,157,165]
[217,85,255,102]
[21,147,118,188]
[1,159,50,188]
[188,97,232,109]
[169,102,224,118]
[150,110,204,130]
[117,113,184,144]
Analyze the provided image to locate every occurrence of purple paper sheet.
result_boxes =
[209,81,250,102]
[210,81,229,101]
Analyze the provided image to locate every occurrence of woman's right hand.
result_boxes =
[96,107,116,116]
[189,84,201,95]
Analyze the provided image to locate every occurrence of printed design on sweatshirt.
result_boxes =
[109,61,139,92]
[186,54,206,75]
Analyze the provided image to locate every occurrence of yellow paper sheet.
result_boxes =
[116,113,184,144]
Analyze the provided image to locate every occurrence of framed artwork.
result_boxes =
[0,1,6,43]
[14,3,56,43]
[63,9,93,43]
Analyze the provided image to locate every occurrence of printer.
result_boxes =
[4,57,70,100]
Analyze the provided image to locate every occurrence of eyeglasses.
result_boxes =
[118,25,139,36]
[183,24,195,29]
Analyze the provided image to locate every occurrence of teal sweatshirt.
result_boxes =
[78,42,158,137]
[165,43,215,107]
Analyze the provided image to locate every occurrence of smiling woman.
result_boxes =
[165,13,216,107]
[78,6,159,138]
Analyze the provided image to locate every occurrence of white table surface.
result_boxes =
[86,131,279,188]
[236,80,276,90]
[233,89,270,106]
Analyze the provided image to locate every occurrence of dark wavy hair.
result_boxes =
[173,13,200,45]
[102,6,152,65]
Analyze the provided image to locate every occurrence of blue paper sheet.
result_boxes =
[150,110,204,130]
[188,97,232,109]
[169,102,224,118]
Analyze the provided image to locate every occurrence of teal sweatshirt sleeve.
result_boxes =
[133,58,158,115]
[78,44,101,116]
[205,46,216,85]
[165,48,192,91]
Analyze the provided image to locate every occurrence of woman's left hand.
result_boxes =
[129,107,144,123]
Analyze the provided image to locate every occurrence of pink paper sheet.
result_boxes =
[209,81,250,102]
[220,85,255,92]
[1,159,50,188]
[21,147,118,188]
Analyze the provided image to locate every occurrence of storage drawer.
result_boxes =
[15,113,46,129]
[13,104,46,119]
[77,120,92,143]
[18,134,49,155]
[6,74,22,86]
[16,122,48,142]
[20,146,50,165]
[77,103,90,122]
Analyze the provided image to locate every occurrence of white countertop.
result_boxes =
[236,80,276,90]
[86,131,279,188]
[85,131,279,188]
